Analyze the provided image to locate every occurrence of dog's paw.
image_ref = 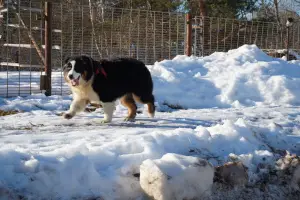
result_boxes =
[124,117,135,122]
[149,112,155,118]
[63,112,74,119]
[100,119,111,124]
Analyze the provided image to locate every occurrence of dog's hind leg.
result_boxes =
[133,93,155,118]
[120,93,137,121]
[64,98,87,119]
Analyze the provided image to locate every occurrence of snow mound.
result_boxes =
[0,94,71,112]
[0,113,288,199]
[140,153,214,200]
[148,44,300,108]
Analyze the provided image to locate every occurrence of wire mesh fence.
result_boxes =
[53,4,186,66]
[0,1,299,98]
[0,0,45,97]
[0,1,187,97]
[192,16,300,57]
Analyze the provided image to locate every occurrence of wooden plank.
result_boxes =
[3,43,61,50]
[6,24,62,33]
[0,62,43,68]
[0,6,42,13]
[0,8,8,13]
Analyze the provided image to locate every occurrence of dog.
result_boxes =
[63,55,155,123]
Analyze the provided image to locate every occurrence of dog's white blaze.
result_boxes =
[68,60,81,80]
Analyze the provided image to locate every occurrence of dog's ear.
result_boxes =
[81,55,93,66]
[80,55,94,81]
[81,55,95,73]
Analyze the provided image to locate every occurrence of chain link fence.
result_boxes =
[0,1,299,97]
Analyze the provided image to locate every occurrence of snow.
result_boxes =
[149,44,300,108]
[0,44,299,199]
[0,71,69,97]
[140,154,214,200]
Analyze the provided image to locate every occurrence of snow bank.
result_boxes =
[140,154,214,200]
[0,94,71,112]
[0,113,285,199]
[148,44,300,108]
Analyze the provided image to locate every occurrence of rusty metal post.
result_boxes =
[185,13,192,56]
[44,1,52,96]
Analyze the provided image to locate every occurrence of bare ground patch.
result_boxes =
[0,110,19,116]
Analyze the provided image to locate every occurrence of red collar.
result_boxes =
[95,67,107,78]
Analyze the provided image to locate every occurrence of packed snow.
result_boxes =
[140,154,214,200]
[0,45,299,199]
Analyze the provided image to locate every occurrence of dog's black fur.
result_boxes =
[63,55,155,122]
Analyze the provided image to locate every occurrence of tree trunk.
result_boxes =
[199,0,207,17]
[274,0,281,27]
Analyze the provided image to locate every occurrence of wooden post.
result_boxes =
[185,13,192,56]
[286,18,294,61]
[44,1,52,96]
[286,26,290,61]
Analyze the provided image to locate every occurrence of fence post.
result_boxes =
[44,1,52,96]
[185,13,192,56]
[285,18,293,61]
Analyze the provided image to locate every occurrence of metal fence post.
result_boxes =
[286,26,290,61]
[285,18,294,61]
[185,13,192,56]
[44,1,52,96]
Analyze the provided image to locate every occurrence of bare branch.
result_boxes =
[88,0,102,57]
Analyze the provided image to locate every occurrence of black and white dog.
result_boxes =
[63,55,155,123]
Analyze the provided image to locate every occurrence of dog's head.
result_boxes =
[63,55,94,87]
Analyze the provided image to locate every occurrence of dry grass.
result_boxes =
[0,110,19,116]
[162,101,185,110]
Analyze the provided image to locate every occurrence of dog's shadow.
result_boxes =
[107,117,216,129]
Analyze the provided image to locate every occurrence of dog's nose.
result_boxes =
[68,74,73,80]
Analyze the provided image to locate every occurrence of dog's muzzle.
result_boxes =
[69,75,80,86]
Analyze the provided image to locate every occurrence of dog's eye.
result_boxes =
[64,63,72,70]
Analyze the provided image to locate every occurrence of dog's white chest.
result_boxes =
[72,85,101,103]
[88,89,101,103]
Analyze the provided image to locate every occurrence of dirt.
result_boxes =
[0,110,19,116]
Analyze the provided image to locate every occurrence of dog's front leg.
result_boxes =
[101,101,116,123]
[64,98,87,119]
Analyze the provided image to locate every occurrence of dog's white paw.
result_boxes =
[100,119,111,124]
[63,112,74,119]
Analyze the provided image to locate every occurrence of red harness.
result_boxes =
[95,67,107,78]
